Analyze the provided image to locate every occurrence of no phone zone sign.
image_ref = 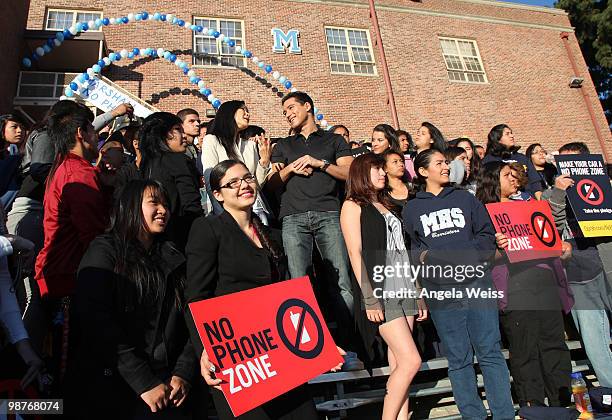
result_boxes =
[486,200,563,263]
[189,277,342,417]
[556,154,612,237]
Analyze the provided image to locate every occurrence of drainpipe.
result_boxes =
[368,0,400,129]
[560,32,609,162]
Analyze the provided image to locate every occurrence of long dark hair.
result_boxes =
[209,160,283,263]
[208,100,246,161]
[0,113,28,154]
[421,122,447,152]
[109,179,182,307]
[412,148,448,193]
[453,137,481,179]
[346,153,395,210]
[139,112,183,177]
[476,161,509,204]
[486,124,519,158]
[372,123,401,153]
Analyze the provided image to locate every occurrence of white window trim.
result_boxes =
[192,17,246,69]
[438,36,489,85]
[45,8,103,31]
[325,25,377,77]
[17,71,79,101]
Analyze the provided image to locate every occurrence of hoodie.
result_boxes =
[402,187,496,284]
[482,151,542,195]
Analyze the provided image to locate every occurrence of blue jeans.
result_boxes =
[570,271,612,387]
[428,280,515,420]
[282,211,353,314]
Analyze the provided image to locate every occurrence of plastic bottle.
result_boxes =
[571,372,594,419]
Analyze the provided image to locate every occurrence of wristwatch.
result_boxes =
[320,159,331,172]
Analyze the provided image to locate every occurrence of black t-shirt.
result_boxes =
[271,129,352,218]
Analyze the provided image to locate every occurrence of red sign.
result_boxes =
[188,277,342,417]
[486,200,562,263]
[577,179,604,206]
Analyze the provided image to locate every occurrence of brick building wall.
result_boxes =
[1,0,30,114]
[24,0,611,156]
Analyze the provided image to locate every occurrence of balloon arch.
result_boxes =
[21,11,330,126]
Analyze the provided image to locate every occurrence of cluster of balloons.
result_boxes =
[24,11,329,126]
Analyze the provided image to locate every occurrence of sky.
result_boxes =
[503,0,556,6]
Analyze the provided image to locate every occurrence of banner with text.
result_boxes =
[79,77,154,118]
[556,154,612,237]
[188,277,342,417]
[486,200,562,263]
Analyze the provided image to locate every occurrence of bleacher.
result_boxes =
[308,340,590,419]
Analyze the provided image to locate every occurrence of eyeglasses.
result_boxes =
[220,174,256,189]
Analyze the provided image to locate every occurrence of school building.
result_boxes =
[5,0,612,157]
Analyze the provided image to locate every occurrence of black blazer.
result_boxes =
[185,211,284,354]
[143,152,203,250]
[72,235,197,399]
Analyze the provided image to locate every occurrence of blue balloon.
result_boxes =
[265,65,272,73]
[199,88,207,95]
[31,52,39,61]
[160,14,167,21]
[135,14,142,21]
[284,81,292,89]
[102,18,110,25]
[133,48,140,56]
[169,54,177,62]
[75,23,83,32]
[212,31,220,38]
[178,19,185,27]
[207,28,215,36]
[22,58,32,68]
[92,64,101,73]
[189,76,198,84]
[82,73,90,81]
[97,59,105,67]
[81,22,89,31]
[94,18,102,27]
[182,67,189,75]
[213,99,221,108]
[316,114,324,121]
[203,88,212,96]
[128,52,134,59]
[47,38,55,47]
[122,17,129,24]
[142,11,149,20]
[179,62,188,69]
[56,32,64,41]
[163,51,171,59]
[70,82,78,91]
[153,12,160,20]
[63,29,72,38]
[228,40,236,47]
[244,51,253,59]
[65,89,74,97]
[257,62,265,69]
[193,77,201,84]
[151,49,158,57]
[43,45,52,53]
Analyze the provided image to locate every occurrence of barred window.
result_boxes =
[17,71,79,99]
[45,9,102,31]
[193,17,245,68]
[439,37,487,84]
[325,27,376,76]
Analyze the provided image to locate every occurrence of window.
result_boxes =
[45,9,102,31]
[193,18,245,67]
[17,71,78,99]
[439,37,487,84]
[325,27,376,75]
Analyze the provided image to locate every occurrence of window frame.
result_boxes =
[45,8,103,31]
[17,71,79,101]
[324,25,377,77]
[438,36,488,84]
[192,17,246,69]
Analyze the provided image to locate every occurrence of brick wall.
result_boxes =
[1,0,30,114]
[25,0,611,156]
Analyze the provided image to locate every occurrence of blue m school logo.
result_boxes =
[272,28,302,54]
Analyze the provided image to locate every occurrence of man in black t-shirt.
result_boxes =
[267,92,355,347]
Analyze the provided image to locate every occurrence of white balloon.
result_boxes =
[54,39,62,47]
[88,20,95,29]
[290,87,297,93]
[102,57,111,66]
[272,71,280,79]
[187,70,196,77]
[87,68,95,76]
[218,34,225,42]
[69,26,78,35]
[120,49,128,58]
[207,94,215,102]
[252,57,259,64]
[235,46,242,53]
[321,120,328,127]
[197,80,206,88]
[127,13,135,21]
[109,18,116,25]
[157,48,165,57]
[166,14,174,23]
[35,47,45,56]
[175,59,183,67]
[60,95,67,100]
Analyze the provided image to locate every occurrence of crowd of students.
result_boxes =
[0,90,611,420]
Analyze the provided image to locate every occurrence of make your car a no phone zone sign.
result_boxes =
[555,154,612,237]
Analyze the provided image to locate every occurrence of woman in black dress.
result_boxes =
[185,160,336,419]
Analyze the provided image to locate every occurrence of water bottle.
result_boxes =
[571,372,594,419]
